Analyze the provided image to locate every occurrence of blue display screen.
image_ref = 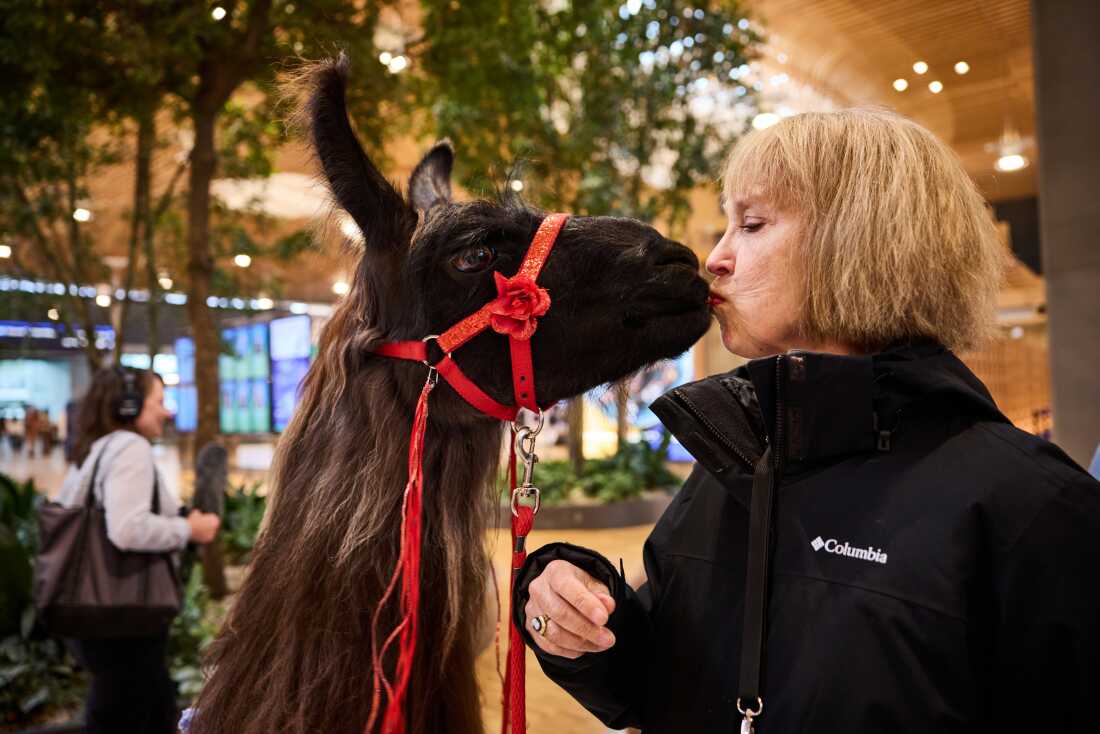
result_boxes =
[272,357,310,431]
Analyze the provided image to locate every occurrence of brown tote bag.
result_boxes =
[33,437,182,638]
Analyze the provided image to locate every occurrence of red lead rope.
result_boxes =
[502,434,534,734]
[366,375,435,734]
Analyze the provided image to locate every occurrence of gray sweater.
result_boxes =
[57,430,191,552]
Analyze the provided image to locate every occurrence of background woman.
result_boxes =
[515,109,1100,732]
[57,367,220,734]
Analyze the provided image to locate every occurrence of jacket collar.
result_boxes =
[652,340,1009,482]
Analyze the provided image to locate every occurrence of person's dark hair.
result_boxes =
[72,367,163,467]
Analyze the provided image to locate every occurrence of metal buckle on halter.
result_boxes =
[420,334,452,368]
[510,410,544,517]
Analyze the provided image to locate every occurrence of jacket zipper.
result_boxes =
[773,355,786,473]
[669,387,757,470]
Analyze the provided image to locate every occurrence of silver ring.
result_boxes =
[531,614,551,637]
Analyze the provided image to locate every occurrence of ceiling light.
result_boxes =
[995,154,1028,172]
[752,112,780,130]
[913,61,928,75]
[954,61,970,75]
[379,51,393,65]
[47,308,59,321]
[233,253,252,268]
[387,55,408,73]
[509,180,524,192]
[211,6,226,20]
[991,124,1031,173]
[893,78,908,92]
[95,294,111,307]
[0,244,10,258]
[332,281,350,296]
[1009,325,1025,339]
[73,208,92,222]
[158,274,173,290]
[928,80,943,94]
[255,296,274,310]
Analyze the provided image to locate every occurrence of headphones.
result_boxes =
[113,367,144,422]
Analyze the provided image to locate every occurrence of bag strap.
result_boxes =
[737,354,788,733]
[82,433,161,516]
[82,435,117,510]
[151,471,161,514]
[736,446,774,731]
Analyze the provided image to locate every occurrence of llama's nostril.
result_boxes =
[652,244,699,270]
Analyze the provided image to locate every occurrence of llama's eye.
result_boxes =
[450,245,496,273]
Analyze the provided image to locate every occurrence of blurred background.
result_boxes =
[1,0,1097,731]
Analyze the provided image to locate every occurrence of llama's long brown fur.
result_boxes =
[192,282,504,733]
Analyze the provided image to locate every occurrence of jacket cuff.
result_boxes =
[512,542,625,669]
[173,517,192,550]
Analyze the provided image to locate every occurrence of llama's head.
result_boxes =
[306,55,711,414]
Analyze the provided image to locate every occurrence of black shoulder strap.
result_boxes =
[737,354,790,733]
[151,470,161,514]
[736,446,774,731]
[83,435,115,509]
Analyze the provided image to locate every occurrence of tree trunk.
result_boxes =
[143,113,161,362]
[115,110,154,364]
[566,396,585,475]
[185,106,228,598]
[65,171,103,371]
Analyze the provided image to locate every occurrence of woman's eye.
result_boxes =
[739,222,764,233]
[450,245,496,273]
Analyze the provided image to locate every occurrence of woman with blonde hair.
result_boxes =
[515,109,1100,732]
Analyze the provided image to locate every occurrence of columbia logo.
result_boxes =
[811,536,888,564]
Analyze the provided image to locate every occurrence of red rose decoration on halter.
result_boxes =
[488,271,551,341]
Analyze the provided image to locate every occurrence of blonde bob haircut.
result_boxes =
[722,108,1007,353]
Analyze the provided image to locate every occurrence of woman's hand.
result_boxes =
[187,509,221,544]
[524,559,617,659]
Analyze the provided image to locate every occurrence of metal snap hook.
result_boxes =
[511,407,544,436]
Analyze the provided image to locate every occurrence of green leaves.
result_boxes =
[0,474,39,638]
[0,474,87,723]
[418,0,762,231]
[168,570,221,701]
[500,431,680,506]
[222,481,267,564]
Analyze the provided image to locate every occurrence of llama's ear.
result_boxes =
[409,141,454,214]
[303,54,415,250]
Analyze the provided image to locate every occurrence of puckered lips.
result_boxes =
[707,290,727,307]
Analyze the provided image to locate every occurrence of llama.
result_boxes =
[190,55,711,734]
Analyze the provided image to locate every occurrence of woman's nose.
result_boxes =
[705,239,734,277]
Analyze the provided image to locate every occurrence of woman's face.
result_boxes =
[705,193,806,359]
[133,379,170,440]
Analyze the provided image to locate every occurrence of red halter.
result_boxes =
[373,212,569,420]
[366,213,569,734]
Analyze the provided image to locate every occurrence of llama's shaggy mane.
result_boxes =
[191,257,504,733]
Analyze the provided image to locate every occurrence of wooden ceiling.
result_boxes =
[22,0,1038,308]
[750,0,1036,201]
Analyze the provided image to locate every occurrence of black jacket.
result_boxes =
[514,343,1100,732]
